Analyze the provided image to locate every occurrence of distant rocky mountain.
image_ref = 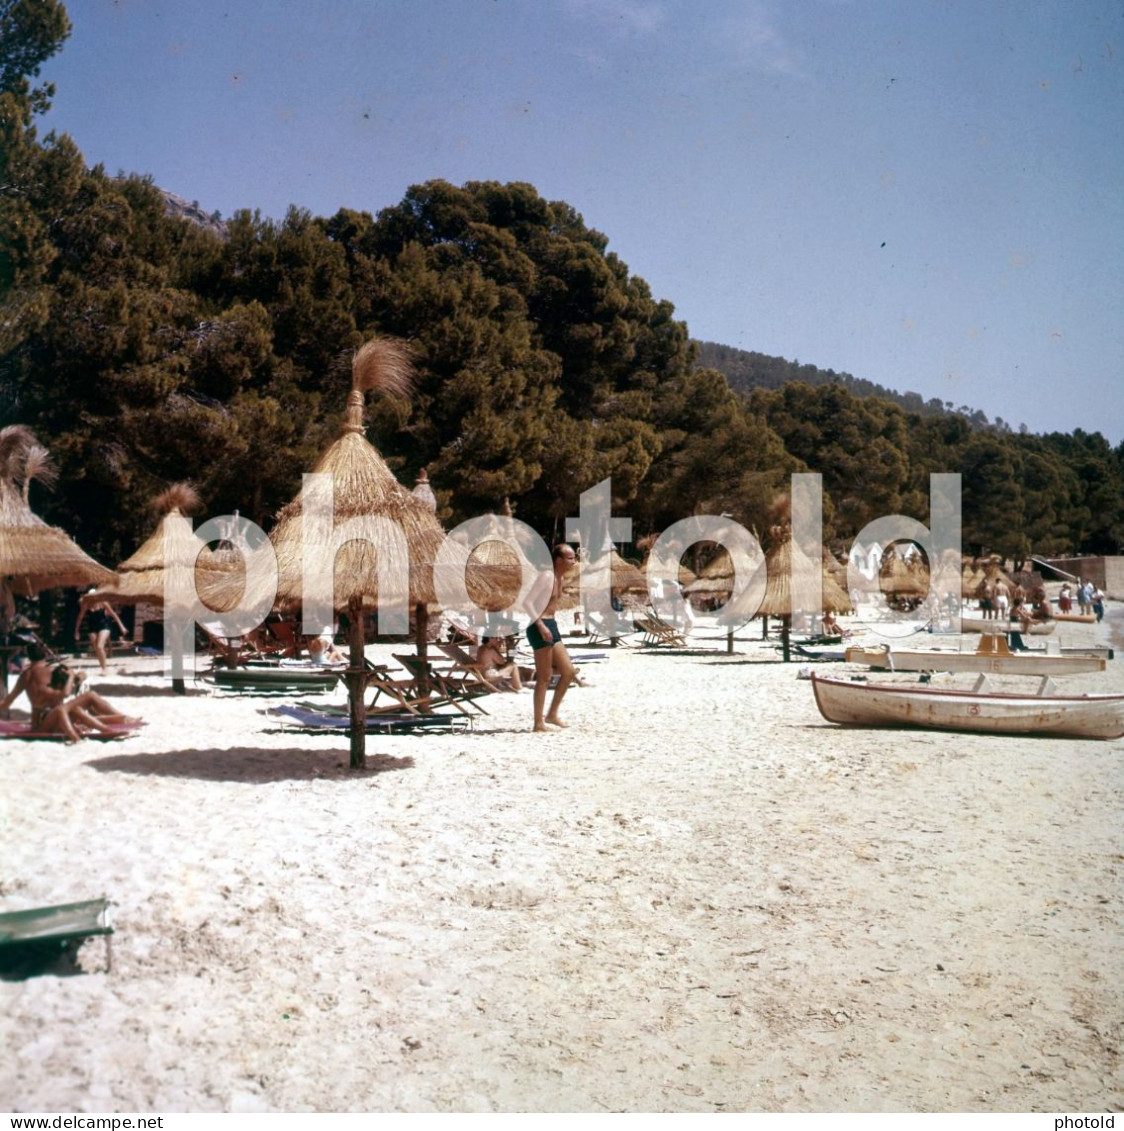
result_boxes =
[157,188,229,239]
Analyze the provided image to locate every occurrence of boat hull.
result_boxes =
[811,674,1124,739]
[959,617,1056,635]
[845,645,1106,676]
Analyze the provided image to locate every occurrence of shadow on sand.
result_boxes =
[84,746,414,782]
[81,682,211,698]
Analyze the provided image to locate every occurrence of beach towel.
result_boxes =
[0,719,140,741]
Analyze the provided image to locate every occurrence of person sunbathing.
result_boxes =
[821,611,844,637]
[0,644,140,742]
[475,636,523,692]
[307,632,346,664]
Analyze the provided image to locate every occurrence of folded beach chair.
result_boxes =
[392,653,492,715]
[633,613,689,648]
[0,897,114,975]
[433,641,511,691]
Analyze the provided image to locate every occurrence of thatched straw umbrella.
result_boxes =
[878,550,930,599]
[983,559,1016,592]
[89,484,230,691]
[462,500,531,625]
[411,468,437,514]
[561,545,648,628]
[682,547,734,599]
[233,338,501,768]
[640,549,696,591]
[95,484,228,604]
[961,559,987,600]
[0,426,114,597]
[725,532,850,661]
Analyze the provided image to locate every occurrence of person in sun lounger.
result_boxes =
[475,636,523,692]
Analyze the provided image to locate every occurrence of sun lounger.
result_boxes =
[0,897,114,974]
[267,704,472,733]
[208,667,342,694]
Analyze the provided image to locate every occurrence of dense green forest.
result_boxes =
[2,0,1123,574]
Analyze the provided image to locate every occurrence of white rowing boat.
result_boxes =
[810,673,1124,739]
[845,635,1107,676]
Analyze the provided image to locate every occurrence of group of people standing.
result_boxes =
[1059,578,1106,622]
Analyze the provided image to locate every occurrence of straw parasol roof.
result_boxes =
[640,549,696,590]
[560,546,648,611]
[94,484,230,607]
[961,559,988,598]
[235,342,519,618]
[233,337,508,767]
[822,546,850,582]
[878,549,930,597]
[0,426,114,596]
[724,532,851,660]
[463,502,530,615]
[752,538,852,619]
[683,547,734,596]
[983,558,1016,591]
[411,468,437,514]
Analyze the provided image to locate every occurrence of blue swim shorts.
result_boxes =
[526,617,561,652]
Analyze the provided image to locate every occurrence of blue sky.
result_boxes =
[39,0,1124,445]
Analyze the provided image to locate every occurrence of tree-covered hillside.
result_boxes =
[696,342,1001,431]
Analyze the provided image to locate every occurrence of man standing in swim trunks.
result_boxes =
[527,543,577,731]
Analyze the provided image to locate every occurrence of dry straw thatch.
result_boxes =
[94,484,231,607]
[0,425,114,595]
[559,546,648,611]
[462,501,538,614]
[683,546,735,596]
[878,549,930,597]
[722,533,851,660]
[411,467,437,514]
[238,339,450,615]
[233,338,509,767]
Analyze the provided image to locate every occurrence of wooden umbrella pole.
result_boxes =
[415,602,430,696]
[346,597,367,769]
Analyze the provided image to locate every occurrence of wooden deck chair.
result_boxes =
[362,663,440,716]
[198,620,260,668]
[433,641,510,692]
[259,619,300,658]
[581,610,636,648]
[633,613,689,648]
[0,897,114,975]
[391,653,492,715]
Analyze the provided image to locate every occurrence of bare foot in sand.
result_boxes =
[544,715,569,728]
[533,723,551,732]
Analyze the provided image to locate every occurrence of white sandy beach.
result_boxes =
[1,606,1121,1113]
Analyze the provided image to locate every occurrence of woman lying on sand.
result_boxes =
[0,644,141,742]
